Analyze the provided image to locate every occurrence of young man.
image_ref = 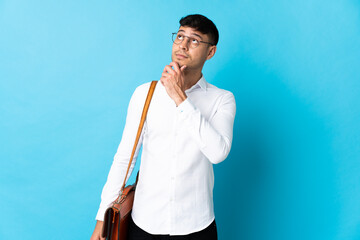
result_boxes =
[91,14,236,240]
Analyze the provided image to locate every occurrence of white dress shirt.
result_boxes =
[96,74,236,235]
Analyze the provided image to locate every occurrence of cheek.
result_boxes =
[192,50,207,63]
[202,50,210,61]
[172,43,179,52]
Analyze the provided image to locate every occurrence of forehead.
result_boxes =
[177,26,208,40]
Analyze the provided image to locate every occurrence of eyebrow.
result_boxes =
[178,30,203,40]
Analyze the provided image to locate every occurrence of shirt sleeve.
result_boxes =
[176,91,236,164]
[95,84,148,221]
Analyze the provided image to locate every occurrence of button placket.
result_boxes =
[169,107,178,233]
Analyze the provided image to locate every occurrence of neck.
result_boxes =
[183,69,203,90]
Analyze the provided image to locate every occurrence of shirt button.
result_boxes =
[171,177,175,180]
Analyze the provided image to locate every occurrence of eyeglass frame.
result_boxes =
[171,32,215,48]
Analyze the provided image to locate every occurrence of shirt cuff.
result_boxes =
[176,97,206,149]
[95,206,107,221]
[176,98,196,115]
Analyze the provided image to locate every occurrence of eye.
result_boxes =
[191,38,199,44]
[177,34,184,40]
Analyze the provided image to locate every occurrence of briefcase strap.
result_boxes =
[120,81,158,191]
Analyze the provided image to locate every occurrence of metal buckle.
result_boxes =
[114,190,123,204]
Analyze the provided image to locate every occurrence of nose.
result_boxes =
[179,37,190,50]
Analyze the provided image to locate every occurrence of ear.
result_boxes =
[206,45,217,60]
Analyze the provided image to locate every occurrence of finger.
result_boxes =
[164,65,176,75]
[169,62,181,74]
[180,65,187,72]
[165,65,176,75]
[162,72,170,78]
[160,76,169,84]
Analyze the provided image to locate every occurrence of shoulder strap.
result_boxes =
[120,81,158,191]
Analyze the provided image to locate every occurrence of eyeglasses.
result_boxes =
[172,32,214,49]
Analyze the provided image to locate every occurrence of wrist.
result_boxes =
[96,220,104,228]
[175,94,187,107]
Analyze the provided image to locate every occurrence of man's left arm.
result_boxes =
[177,93,236,164]
[161,61,236,164]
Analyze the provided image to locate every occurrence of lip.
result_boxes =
[176,54,188,59]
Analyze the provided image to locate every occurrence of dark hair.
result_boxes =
[179,14,219,46]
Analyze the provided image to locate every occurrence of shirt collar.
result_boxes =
[185,74,207,92]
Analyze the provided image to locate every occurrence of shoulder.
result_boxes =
[125,81,155,109]
[133,81,153,94]
[205,82,236,103]
[130,81,153,99]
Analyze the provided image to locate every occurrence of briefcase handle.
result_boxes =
[120,81,158,191]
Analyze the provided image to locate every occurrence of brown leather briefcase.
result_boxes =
[101,183,136,240]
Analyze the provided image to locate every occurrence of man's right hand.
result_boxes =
[90,220,105,240]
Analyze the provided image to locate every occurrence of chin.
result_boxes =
[175,59,186,66]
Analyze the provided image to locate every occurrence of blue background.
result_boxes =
[1,0,359,239]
